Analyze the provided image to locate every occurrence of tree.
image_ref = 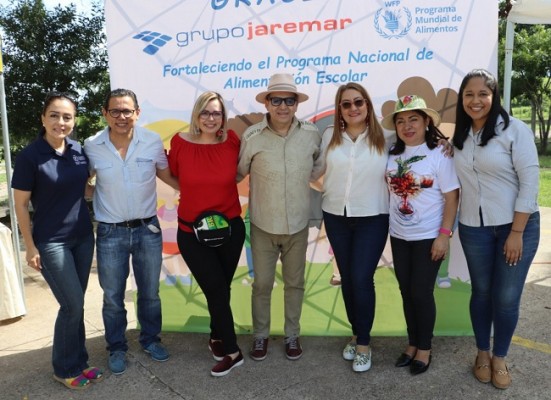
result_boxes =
[511,26,551,153]
[0,0,109,152]
[498,1,551,154]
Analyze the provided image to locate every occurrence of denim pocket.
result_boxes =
[96,222,114,239]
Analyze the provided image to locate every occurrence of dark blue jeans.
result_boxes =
[37,232,94,378]
[458,212,540,357]
[323,211,389,346]
[177,217,245,354]
[96,217,163,353]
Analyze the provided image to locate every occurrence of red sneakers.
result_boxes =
[250,337,269,361]
[285,336,303,360]
[208,339,224,361]
[211,351,244,377]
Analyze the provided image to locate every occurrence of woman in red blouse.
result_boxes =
[168,91,245,377]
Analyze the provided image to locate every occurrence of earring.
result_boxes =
[194,126,201,135]
[340,118,345,132]
[216,129,223,137]
[425,126,429,132]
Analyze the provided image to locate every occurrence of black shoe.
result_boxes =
[395,353,413,367]
[410,355,432,375]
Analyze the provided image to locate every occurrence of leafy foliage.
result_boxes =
[0,0,109,152]
[498,1,551,154]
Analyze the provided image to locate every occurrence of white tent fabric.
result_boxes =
[508,0,551,24]
[503,0,551,111]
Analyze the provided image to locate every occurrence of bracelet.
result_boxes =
[439,227,453,237]
[511,229,524,233]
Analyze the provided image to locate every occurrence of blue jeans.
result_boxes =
[37,232,94,378]
[323,211,389,346]
[458,212,540,357]
[96,217,163,353]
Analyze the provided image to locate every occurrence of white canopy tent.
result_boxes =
[503,0,551,111]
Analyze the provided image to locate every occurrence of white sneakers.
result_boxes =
[352,348,372,372]
[343,342,372,372]
[342,342,356,361]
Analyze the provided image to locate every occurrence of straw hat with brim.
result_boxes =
[381,95,441,130]
[255,73,309,104]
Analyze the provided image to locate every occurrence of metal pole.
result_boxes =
[503,20,515,113]
[0,33,26,305]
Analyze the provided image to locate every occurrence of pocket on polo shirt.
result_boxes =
[94,162,117,184]
[133,157,155,183]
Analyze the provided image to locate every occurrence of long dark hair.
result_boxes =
[39,91,78,136]
[453,69,509,149]
[389,110,447,155]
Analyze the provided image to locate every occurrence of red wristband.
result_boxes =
[439,227,453,237]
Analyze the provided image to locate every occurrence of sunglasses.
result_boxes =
[269,97,297,107]
[340,98,367,110]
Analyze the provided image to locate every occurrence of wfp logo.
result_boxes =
[132,31,172,55]
[374,3,412,39]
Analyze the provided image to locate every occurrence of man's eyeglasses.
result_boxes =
[269,97,297,107]
[340,99,367,110]
[199,110,224,120]
[107,109,136,118]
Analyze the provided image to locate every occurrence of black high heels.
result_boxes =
[395,353,413,367]
[410,354,432,375]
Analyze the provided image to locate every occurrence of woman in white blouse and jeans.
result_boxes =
[313,83,391,373]
[453,69,540,390]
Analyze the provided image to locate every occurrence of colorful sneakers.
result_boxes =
[342,342,356,361]
[211,351,244,377]
[53,374,90,390]
[352,348,372,372]
[82,367,104,382]
[285,336,303,360]
[209,339,225,361]
[250,337,269,361]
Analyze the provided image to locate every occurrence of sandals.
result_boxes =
[53,374,90,390]
[82,367,105,382]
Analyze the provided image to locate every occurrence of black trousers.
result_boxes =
[390,236,442,350]
[177,217,245,354]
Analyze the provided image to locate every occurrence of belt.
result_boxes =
[112,216,155,228]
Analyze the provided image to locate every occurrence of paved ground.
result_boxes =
[0,194,550,399]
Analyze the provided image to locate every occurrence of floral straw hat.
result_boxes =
[381,95,441,130]
[255,73,309,104]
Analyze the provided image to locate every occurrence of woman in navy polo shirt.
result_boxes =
[12,92,102,390]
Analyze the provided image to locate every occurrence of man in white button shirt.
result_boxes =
[85,89,179,375]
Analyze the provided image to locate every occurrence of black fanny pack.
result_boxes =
[179,211,231,247]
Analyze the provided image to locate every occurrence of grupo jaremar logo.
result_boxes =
[133,31,173,55]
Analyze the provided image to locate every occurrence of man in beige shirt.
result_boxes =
[237,73,321,362]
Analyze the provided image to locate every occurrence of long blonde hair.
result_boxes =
[189,91,228,142]
[327,83,385,154]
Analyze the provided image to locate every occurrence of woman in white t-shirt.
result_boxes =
[382,95,460,375]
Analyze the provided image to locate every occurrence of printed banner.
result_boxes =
[105,0,497,336]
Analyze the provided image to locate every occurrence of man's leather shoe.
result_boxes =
[395,353,413,367]
[410,355,432,375]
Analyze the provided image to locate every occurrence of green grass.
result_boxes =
[540,168,551,207]
[539,155,551,207]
